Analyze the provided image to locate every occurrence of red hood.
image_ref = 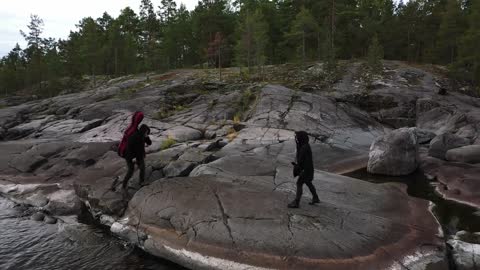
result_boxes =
[131,111,144,128]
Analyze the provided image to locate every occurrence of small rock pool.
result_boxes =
[346,169,480,235]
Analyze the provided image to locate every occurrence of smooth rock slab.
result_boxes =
[420,156,480,208]
[367,127,418,176]
[31,212,45,221]
[417,129,436,144]
[162,126,203,142]
[120,174,446,270]
[44,216,57,224]
[163,160,195,178]
[429,132,470,160]
[446,145,480,164]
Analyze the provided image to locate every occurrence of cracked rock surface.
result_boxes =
[2,62,480,269]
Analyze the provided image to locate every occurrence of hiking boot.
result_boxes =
[287,200,299,208]
[309,197,320,205]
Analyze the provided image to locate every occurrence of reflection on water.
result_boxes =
[0,197,185,270]
[346,169,480,235]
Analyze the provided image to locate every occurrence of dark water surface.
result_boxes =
[346,169,480,235]
[0,197,185,270]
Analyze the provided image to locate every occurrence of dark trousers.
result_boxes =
[295,176,319,202]
[122,158,145,188]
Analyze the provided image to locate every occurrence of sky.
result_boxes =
[0,0,198,57]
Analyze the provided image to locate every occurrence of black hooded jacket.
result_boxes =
[125,130,152,160]
[294,131,314,181]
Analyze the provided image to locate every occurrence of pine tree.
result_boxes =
[235,8,269,73]
[252,9,269,73]
[139,0,159,73]
[455,0,480,88]
[286,6,318,65]
[191,0,236,66]
[20,14,45,88]
[0,44,26,95]
[158,0,177,23]
[367,35,384,75]
[207,32,225,79]
[43,38,63,96]
[162,4,193,69]
[20,15,44,53]
[78,17,103,86]
[437,0,466,64]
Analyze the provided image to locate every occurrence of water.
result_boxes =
[0,197,185,270]
[346,169,480,235]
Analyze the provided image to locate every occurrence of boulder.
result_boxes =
[44,189,83,216]
[148,170,164,181]
[149,144,188,170]
[448,232,480,270]
[429,133,470,160]
[10,154,47,173]
[416,98,439,116]
[118,173,446,270]
[44,216,57,224]
[446,145,480,164]
[455,124,477,141]
[420,157,480,208]
[162,126,203,142]
[65,143,114,166]
[74,175,128,217]
[31,212,45,221]
[178,149,213,164]
[367,127,418,176]
[417,129,436,144]
[163,160,195,177]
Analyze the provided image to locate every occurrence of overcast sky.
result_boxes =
[0,0,198,57]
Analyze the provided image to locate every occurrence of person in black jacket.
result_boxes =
[288,131,319,208]
[121,124,152,193]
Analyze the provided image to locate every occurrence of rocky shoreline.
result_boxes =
[1,61,479,269]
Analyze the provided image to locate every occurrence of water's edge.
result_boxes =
[2,168,479,270]
[0,195,185,270]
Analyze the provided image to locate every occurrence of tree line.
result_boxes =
[1,0,479,97]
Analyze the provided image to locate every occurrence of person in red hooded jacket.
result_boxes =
[112,111,151,194]
[121,124,152,192]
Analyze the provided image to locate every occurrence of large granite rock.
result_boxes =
[446,145,480,164]
[0,183,82,215]
[448,231,480,270]
[246,85,385,151]
[420,155,480,208]
[162,126,203,142]
[429,132,470,159]
[416,98,440,117]
[115,173,446,270]
[417,129,436,144]
[163,160,195,178]
[367,127,418,176]
[3,63,480,270]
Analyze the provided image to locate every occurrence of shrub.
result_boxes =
[226,127,238,142]
[233,114,241,124]
[161,136,177,150]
